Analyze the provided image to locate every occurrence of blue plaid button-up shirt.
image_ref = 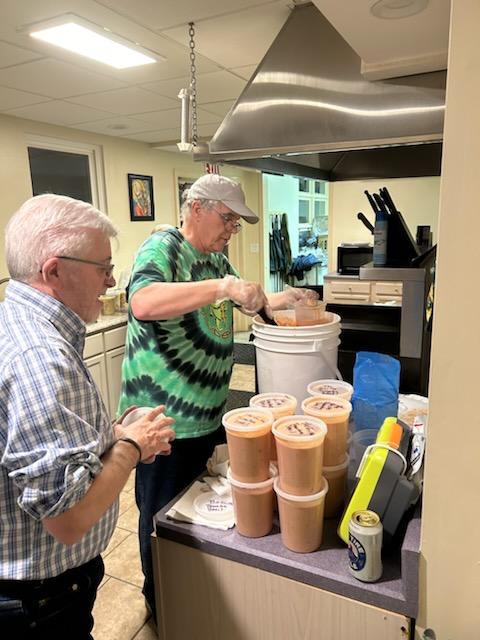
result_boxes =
[0,280,118,579]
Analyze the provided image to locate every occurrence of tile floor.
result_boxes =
[92,334,256,640]
[92,469,157,640]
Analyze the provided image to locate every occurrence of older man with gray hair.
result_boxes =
[119,173,317,620]
[0,194,175,639]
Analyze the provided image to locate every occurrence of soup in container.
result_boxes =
[323,454,349,519]
[228,468,276,538]
[302,396,352,467]
[222,407,273,483]
[307,379,353,401]
[272,415,327,496]
[274,476,329,553]
[250,393,297,461]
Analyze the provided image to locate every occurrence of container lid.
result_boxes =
[193,491,234,522]
[272,415,327,442]
[307,379,353,398]
[273,475,329,502]
[222,407,273,433]
[227,466,277,489]
[249,392,297,411]
[302,396,352,417]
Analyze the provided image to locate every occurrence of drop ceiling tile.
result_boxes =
[131,106,222,128]
[72,116,157,137]
[4,100,111,126]
[199,100,235,118]
[143,71,246,104]
[162,1,290,68]
[133,121,220,144]
[0,86,50,111]
[0,59,126,99]
[67,87,177,116]
[0,41,42,68]
[230,65,258,81]
[98,0,275,31]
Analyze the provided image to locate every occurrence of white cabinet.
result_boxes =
[106,346,125,418]
[324,276,403,306]
[84,353,109,413]
[84,322,127,418]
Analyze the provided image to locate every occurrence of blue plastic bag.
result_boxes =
[352,352,400,431]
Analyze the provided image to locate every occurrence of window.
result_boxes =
[297,177,329,254]
[26,135,106,210]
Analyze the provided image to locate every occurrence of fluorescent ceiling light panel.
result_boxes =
[30,21,157,69]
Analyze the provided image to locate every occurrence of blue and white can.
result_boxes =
[348,510,383,582]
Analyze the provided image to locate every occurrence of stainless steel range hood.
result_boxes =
[202,3,446,179]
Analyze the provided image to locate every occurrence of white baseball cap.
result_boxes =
[187,174,259,224]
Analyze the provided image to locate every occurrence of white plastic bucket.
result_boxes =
[252,312,342,407]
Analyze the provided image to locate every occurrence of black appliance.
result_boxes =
[337,244,373,275]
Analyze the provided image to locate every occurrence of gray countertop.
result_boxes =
[86,312,128,335]
[154,486,420,618]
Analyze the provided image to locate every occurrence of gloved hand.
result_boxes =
[282,284,319,308]
[217,275,269,313]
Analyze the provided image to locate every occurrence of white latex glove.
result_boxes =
[217,275,268,313]
[283,284,319,308]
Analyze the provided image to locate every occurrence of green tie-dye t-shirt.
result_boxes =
[118,229,238,438]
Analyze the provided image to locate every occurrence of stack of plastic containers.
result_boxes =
[249,392,297,460]
[222,407,276,538]
[302,379,353,519]
[272,416,328,552]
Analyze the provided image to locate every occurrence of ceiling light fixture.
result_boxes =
[177,22,198,153]
[370,0,429,20]
[28,15,159,69]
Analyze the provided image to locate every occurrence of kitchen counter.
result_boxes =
[86,312,128,335]
[154,485,420,619]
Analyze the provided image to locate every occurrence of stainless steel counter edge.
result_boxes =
[86,312,128,335]
[154,492,420,619]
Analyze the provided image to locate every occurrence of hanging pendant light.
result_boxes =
[177,22,198,153]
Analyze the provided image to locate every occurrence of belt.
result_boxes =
[0,556,102,597]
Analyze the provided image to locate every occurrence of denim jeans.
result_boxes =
[135,427,226,620]
[0,555,104,640]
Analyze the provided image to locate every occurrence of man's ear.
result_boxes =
[40,257,60,284]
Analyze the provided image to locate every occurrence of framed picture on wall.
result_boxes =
[128,173,155,221]
[177,176,195,225]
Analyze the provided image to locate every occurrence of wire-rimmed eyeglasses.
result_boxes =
[211,208,242,233]
[56,255,115,278]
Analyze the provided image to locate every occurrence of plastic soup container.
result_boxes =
[229,470,276,538]
[222,407,274,483]
[249,393,297,461]
[274,476,328,553]
[272,416,327,496]
[323,454,349,518]
[307,379,354,401]
[302,396,352,466]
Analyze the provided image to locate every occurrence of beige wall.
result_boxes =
[417,1,480,637]
[0,113,263,293]
[328,177,440,271]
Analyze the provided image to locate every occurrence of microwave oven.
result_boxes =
[337,244,373,275]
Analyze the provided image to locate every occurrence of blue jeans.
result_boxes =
[0,555,104,639]
[135,427,225,619]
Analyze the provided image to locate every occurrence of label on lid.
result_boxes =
[276,419,321,437]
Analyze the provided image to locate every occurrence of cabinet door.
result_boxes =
[106,346,125,419]
[84,353,109,415]
[153,539,411,640]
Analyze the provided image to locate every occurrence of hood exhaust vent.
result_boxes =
[204,3,445,173]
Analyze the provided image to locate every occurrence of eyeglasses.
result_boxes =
[56,255,115,278]
[211,208,242,233]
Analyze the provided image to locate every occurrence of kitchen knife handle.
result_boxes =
[357,212,374,234]
[364,190,379,214]
[381,186,398,214]
[373,192,389,215]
